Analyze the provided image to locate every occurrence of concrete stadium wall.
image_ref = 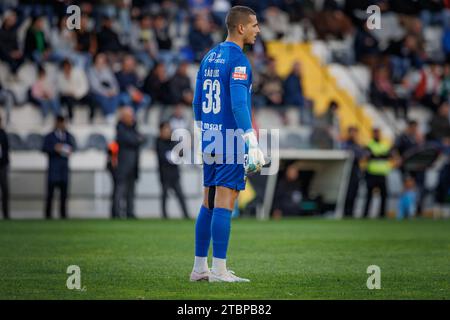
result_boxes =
[9,151,203,219]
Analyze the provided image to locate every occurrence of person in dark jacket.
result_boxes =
[188,15,213,62]
[394,120,426,214]
[167,61,193,105]
[24,15,50,63]
[42,115,76,219]
[106,140,119,218]
[113,107,145,218]
[342,126,366,217]
[156,121,190,219]
[283,61,307,124]
[0,10,24,74]
[428,102,450,142]
[0,116,10,219]
[272,164,302,218]
[97,16,123,54]
[143,62,170,106]
[116,55,151,112]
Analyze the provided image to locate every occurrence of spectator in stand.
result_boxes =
[444,25,450,63]
[156,121,190,219]
[153,14,174,65]
[371,65,408,119]
[386,34,425,83]
[394,120,426,215]
[114,107,145,219]
[168,61,194,105]
[74,14,98,68]
[428,102,450,142]
[313,100,341,148]
[258,57,284,106]
[87,53,120,124]
[97,15,124,65]
[31,66,61,122]
[42,115,76,219]
[50,16,78,65]
[143,62,171,106]
[312,1,353,41]
[24,15,51,64]
[413,62,442,113]
[440,63,450,104]
[283,61,307,124]
[116,55,151,113]
[0,83,14,125]
[0,116,10,220]
[353,23,380,68]
[129,14,157,70]
[342,126,366,217]
[189,14,214,62]
[57,59,89,122]
[0,10,24,75]
[168,104,190,131]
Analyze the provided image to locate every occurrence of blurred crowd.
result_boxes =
[0,0,312,126]
[0,0,450,219]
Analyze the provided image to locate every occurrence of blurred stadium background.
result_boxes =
[0,0,449,220]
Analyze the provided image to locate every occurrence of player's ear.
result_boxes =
[237,23,245,35]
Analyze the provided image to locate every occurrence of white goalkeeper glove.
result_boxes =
[194,120,203,165]
[243,130,265,175]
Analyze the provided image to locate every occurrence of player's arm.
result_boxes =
[229,60,265,172]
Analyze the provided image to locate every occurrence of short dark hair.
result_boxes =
[407,120,418,127]
[56,115,65,123]
[61,58,72,68]
[159,121,170,131]
[348,126,358,133]
[225,6,256,33]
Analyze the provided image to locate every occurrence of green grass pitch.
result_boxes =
[0,218,449,299]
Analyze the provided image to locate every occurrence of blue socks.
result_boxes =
[195,206,212,257]
[194,206,232,260]
[211,207,232,259]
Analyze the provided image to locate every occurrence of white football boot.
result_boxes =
[209,270,250,283]
[190,269,211,282]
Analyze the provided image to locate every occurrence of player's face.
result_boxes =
[243,15,260,45]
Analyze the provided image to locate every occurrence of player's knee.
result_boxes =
[214,186,238,211]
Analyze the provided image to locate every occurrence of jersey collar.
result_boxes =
[222,41,243,52]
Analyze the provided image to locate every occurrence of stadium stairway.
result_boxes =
[266,41,394,144]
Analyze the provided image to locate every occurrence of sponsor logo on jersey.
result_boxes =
[207,52,216,62]
[232,66,247,80]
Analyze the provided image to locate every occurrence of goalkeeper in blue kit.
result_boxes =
[190,6,265,283]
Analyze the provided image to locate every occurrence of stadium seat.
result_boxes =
[143,133,155,150]
[7,133,27,151]
[280,132,309,149]
[25,133,44,151]
[84,133,108,151]
[309,127,334,149]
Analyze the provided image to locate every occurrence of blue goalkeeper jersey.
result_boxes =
[193,41,253,155]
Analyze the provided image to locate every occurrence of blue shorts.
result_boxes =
[203,154,247,191]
